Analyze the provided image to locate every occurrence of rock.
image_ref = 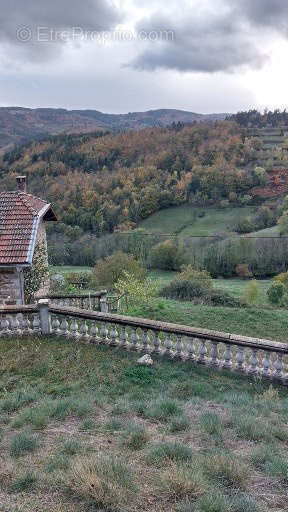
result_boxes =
[137,354,153,366]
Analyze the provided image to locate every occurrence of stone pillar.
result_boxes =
[38,299,51,334]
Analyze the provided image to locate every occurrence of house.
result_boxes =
[0,176,56,305]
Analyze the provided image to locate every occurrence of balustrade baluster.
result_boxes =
[0,315,11,336]
[109,325,119,346]
[100,323,108,344]
[164,333,173,357]
[198,339,207,364]
[152,331,161,354]
[141,329,150,352]
[130,328,139,350]
[186,338,195,361]
[52,316,61,336]
[22,316,32,336]
[261,351,271,377]
[119,326,128,348]
[210,341,219,366]
[70,318,79,339]
[223,343,232,369]
[60,317,69,337]
[174,334,183,359]
[236,346,245,372]
[90,322,99,343]
[274,353,283,380]
[32,314,41,334]
[248,348,259,375]
[11,315,21,336]
[80,320,90,342]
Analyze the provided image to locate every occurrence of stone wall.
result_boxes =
[0,269,23,305]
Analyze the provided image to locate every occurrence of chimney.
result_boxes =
[16,176,27,193]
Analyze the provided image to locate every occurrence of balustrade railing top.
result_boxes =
[0,300,287,385]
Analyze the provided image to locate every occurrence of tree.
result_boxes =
[278,211,288,235]
[267,282,286,305]
[150,240,187,271]
[90,252,146,289]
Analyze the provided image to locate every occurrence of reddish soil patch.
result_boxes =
[251,168,288,198]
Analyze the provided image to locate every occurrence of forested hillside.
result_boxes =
[0,121,262,236]
[0,107,227,151]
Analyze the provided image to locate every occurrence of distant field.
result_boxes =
[248,225,280,237]
[140,205,256,236]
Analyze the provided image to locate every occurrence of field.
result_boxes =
[0,336,287,512]
[139,206,256,236]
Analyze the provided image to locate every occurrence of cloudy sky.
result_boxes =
[0,0,287,114]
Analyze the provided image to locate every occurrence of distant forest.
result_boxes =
[229,109,288,128]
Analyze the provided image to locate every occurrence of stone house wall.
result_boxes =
[0,269,23,305]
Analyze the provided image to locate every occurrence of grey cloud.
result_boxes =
[0,0,121,61]
[130,0,286,73]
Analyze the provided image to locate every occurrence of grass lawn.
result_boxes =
[49,266,92,274]
[0,336,287,512]
[140,205,256,236]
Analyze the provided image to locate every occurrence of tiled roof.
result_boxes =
[0,191,55,265]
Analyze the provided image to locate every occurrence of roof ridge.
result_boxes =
[17,193,38,216]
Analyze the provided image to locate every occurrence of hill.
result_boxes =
[0,107,227,151]
[0,120,261,240]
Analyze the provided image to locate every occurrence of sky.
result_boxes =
[0,0,288,114]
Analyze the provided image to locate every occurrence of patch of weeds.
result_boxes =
[1,389,39,413]
[170,415,190,433]
[123,366,157,386]
[80,418,95,431]
[44,382,80,397]
[157,463,206,501]
[192,493,231,512]
[68,456,135,510]
[12,407,48,430]
[110,399,131,416]
[146,442,194,467]
[231,494,261,512]
[221,392,252,407]
[104,418,123,432]
[10,431,38,458]
[232,414,271,442]
[252,445,288,484]
[61,439,82,456]
[46,454,70,473]
[121,422,148,450]
[50,397,92,420]
[9,471,38,493]
[145,397,183,422]
[171,381,215,400]
[199,412,222,436]
[204,453,249,489]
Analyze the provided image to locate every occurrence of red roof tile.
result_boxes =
[0,191,56,265]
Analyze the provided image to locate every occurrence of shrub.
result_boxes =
[235,263,252,279]
[231,495,261,512]
[220,199,230,208]
[10,431,38,458]
[208,289,245,307]
[91,251,146,288]
[267,282,286,305]
[274,271,288,289]
[115,271,159,308]
[146,442,194,466]
[1,389,39,413]
[65,271,91,289]
[243,280,260,306]
[232,414,271,442]
[204,453,249,488]
[161,278,207,300]
[46,454,70,473]
[150,240,187,271]
[61,439,82,456]
[180,265,213,290]
[121,422,148,450]
[68,456,135,509]
[278,210,288,235]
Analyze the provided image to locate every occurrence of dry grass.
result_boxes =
[68,455,135,510]
[0,336,287,511]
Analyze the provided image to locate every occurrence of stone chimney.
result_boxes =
[16,176,27,193]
